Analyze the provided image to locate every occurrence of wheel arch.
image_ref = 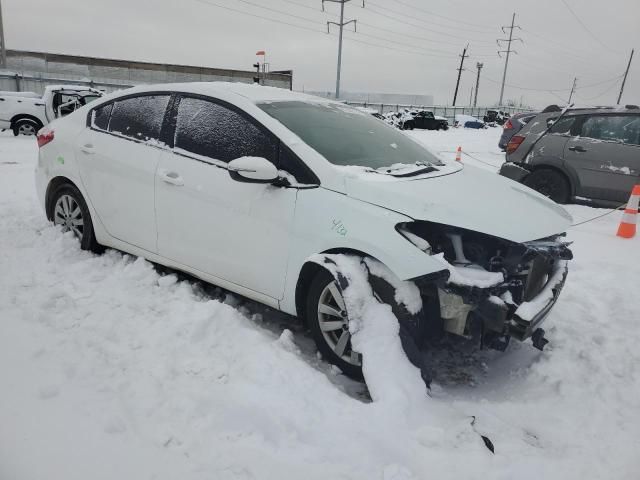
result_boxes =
[10,114,45,129]
[526,163,576,198]
[294,247,376,322]
[45,176,79,220]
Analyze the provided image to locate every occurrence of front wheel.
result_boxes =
[50,183,103,252]
[306,269,363,379]
[523,169,570,204]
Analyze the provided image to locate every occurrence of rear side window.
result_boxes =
[91,103,113,131]
[174,97,277,164]
[549,116,575,134]
[108,95,170,141]
[581,115,640,146]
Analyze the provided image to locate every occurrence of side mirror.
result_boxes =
[228,156,279,183]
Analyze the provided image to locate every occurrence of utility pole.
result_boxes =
[0,0,7,69]
[568,77,577,104]
[617,48,634,105]
[323,0,364,100]
[452,44,469,106]
[497,12,522,106]
[474,62,483,107]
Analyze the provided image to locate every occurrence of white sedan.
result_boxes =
[35,82,573,382]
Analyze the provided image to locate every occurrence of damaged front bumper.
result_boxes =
[429,239,572,349]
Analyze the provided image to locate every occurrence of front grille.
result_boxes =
[523,256,553,301]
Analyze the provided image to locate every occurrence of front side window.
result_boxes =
[108,95,170,141]
[174,97,277,163]
[258,101,441,169]
[581,115,640,146]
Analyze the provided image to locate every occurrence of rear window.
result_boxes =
[258,101,441,169]
[108,95,170,141]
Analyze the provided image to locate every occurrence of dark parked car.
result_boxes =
[411,111,449,130]
[484,109,508,125]
[499,112,538,150]
[500,106,640,207]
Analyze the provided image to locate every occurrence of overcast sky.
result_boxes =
[5,0,639,107]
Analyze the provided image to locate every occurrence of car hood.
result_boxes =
[344,163,573,243]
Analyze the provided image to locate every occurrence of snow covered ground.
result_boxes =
[1,127,639,479]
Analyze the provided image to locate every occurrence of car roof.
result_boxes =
[558,105,639,116]
[113,82,335,105]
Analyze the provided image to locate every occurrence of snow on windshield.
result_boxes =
[258,101,441,169]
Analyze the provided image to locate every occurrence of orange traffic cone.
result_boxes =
[455,146,462,162]
[617,184,640,238]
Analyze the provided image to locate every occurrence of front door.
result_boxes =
[564,114,640,202]
[155,95,297,300]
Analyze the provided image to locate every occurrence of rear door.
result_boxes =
[564,114,640,202]
[155,95,298,300]
[76,93,171,253]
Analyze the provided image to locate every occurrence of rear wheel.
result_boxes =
[524,169,570,204]
[50,183,102,252]
[306,269,362,379]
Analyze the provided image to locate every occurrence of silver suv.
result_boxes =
[499,106,640,207]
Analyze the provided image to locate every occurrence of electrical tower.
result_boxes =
[452,44,469,106]
[497,12,522,106]
[323,0,364,100]
[474,62,483,107]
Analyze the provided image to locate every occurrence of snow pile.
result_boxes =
[1,130,640,479]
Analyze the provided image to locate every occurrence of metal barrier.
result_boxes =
[345,101,534,123]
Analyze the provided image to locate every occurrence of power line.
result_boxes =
[388,0,496,33]
[364,2,496,46]
[559,0,617,53]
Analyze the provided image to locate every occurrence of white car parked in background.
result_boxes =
[35,82,573,382]
[0,84,102,136]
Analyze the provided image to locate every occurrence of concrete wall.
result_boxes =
[0,50,293,94]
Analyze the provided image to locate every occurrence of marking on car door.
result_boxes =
[332,219,347,236]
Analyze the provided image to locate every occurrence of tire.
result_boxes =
[523,169,570,204]
[49,183,103,252]
[306,269,363,379]
[12,118,41,136]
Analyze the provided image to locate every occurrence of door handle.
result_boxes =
[568,145,587,152]
[158,169,184,186]
[80,143,95,154]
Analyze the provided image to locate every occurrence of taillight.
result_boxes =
[506,135,525,154]
[503,119,513,130]
[37,129,54,148]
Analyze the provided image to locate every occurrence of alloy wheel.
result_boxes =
[53,194,84,240]
[317,281,361,367]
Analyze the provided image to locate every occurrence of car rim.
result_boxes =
[318,281,361,367]
[18,123,36,135]
[53,194,84,240]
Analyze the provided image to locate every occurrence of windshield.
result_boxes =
[258,101,441,169]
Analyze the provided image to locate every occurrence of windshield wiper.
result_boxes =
[377,161,438,177]
[387,165,438,177]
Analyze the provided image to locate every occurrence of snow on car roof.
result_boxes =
[121,81,336,104]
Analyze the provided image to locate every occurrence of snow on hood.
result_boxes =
[344,163,572,243]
